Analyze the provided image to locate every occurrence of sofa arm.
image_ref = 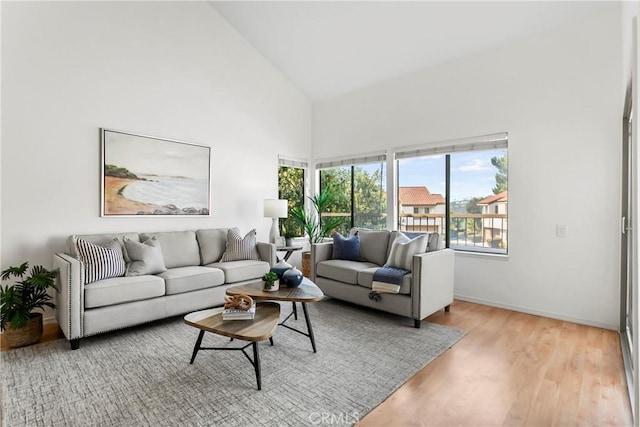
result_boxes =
[411,248,454,320]
[257,242,276,266]
[53,252,84,341]
[310,242,333,282]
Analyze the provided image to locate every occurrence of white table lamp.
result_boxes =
[264,199,288,244]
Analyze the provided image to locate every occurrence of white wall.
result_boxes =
[313,5,623,329]
[1,2,311,317]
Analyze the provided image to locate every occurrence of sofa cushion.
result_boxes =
[358,267,412,295]
[140,231,200,269]
[123,236,167,276]
[207,260,270,284]
[74,238,126,284]
[220,228,260,262]
[85,275,165,309]
[385,232,428,271]
[316,259,378,285]
[332,233,361,261]
[157,266,224,295]
[196,228,229,265]
[357,230,390,266]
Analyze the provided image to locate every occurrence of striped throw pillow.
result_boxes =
[220,228,260,262]
[384,232,428,271]
[75,238,126,284]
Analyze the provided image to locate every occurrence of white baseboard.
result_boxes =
[454,294,618,331]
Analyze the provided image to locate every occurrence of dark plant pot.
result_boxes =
[4,312,43,348]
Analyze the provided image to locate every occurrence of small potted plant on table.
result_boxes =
[261,271,279,292]
[1,262,57,348]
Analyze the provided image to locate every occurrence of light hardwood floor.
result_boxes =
[1,301,633,426]
[359,300,633,427]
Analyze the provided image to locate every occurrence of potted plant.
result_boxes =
[1,262,57,348]
[261,271,279,292]
[290,187,347,277]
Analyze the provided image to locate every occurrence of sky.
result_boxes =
[103,130,210,180]
[398,149,506,201]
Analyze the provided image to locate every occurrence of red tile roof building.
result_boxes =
[398,186,445,207]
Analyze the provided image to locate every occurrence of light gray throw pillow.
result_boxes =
[123,236,167,276]
[385,232,428,271]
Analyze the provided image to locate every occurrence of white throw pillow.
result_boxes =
[74,238,126,284]
[220,228,260,262]
[384,232,428,271]
[123,236,167,276]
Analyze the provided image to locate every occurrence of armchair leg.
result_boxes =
[445,304,451,312]
[70,339,80,350]
[414,319,421,329]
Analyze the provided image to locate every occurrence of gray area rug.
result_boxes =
[2,298,463,427]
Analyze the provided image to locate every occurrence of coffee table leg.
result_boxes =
[252,342,262,390]
[292,302,298,320]
[190,330,205,364]
[301,302,317,353]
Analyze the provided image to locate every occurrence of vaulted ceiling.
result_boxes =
[210,1,614,101]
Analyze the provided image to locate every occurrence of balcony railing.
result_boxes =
[321,212,508,253]
[400,213,507,252]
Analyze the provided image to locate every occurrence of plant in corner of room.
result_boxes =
[290,187,347,278]
[290,187,347,247]
[0,262,57,348]
[261,271,278,290]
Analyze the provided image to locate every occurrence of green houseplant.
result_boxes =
[290,188,347,277]
[261,271,279,292]
[1,262,57,348]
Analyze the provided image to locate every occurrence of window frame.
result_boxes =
[394,133,508,255]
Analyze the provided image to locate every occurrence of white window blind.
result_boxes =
[395,133,508,160]
[315,152,386,170]
[278,155,308,169]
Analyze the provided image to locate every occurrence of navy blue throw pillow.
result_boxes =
[333,233,361,261]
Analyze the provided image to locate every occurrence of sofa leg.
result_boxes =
[445,304,451,313]
[70,339,80,350]
[414,319,421,328]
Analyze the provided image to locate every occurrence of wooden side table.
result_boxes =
[184,302,280,390]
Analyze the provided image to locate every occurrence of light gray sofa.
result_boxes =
[53,228,275,349]
[311,230,454,328]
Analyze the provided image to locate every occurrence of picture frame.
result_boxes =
[100,128,211,217]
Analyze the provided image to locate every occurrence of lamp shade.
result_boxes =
[263,199,288,218]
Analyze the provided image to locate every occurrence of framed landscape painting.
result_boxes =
[101,128,211,216]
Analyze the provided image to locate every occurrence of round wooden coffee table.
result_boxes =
[184,302,280,390]
[226,278,323,353]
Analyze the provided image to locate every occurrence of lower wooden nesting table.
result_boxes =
[226,278,324,353]
[184,302,280,390]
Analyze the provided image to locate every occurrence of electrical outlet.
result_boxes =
[556,225,567,238]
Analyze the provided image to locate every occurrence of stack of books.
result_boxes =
[222,304,256,320]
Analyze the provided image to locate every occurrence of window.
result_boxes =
[396,134,508,254]
[413,207,419,214]
[317,154,387,235]
[277,157,307,238]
